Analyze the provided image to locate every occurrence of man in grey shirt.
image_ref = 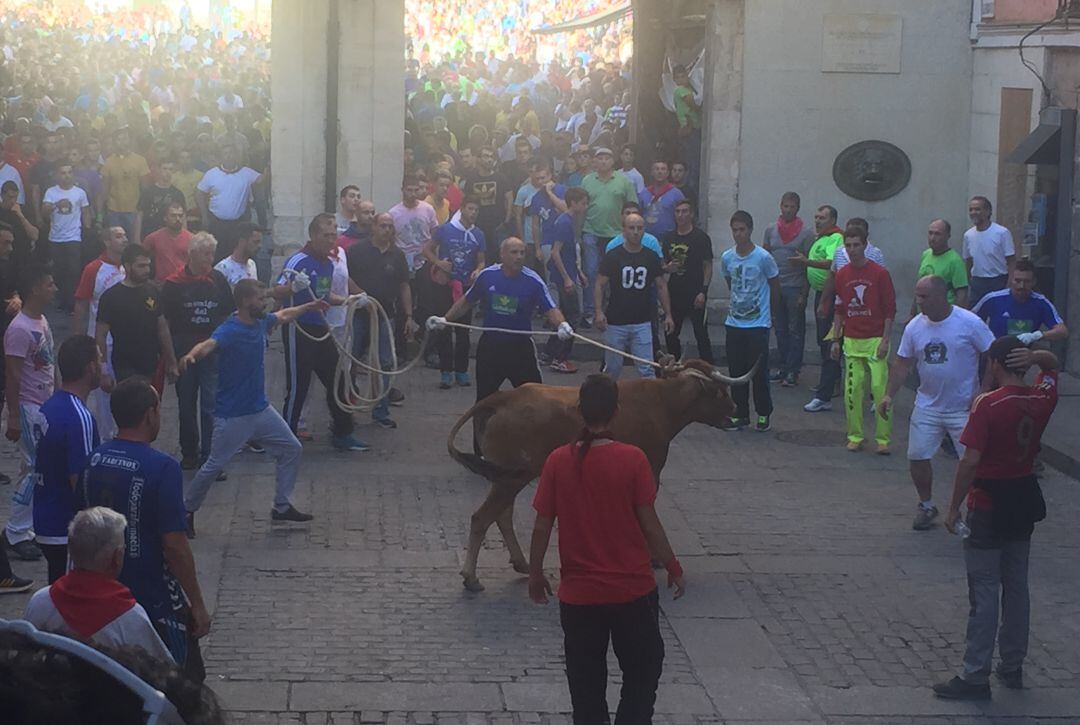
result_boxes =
[763,192,814,386]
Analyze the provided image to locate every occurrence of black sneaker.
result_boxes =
[0,575,33,595]
[720,417,749,432]
[215,470,228,482]
[754,415,771,432]
[768,369,783,382]
[388,387,405,406]
[185,512,196,540]
[0,472,11,485]
[3,533,41,561]
[373,416,397,429]
[246,441,266,454]
[996,668,1023,690]
[271,505,314,523]
[180,456,199,471]
[932,676,991,701]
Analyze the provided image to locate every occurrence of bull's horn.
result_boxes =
[709,357,761,385]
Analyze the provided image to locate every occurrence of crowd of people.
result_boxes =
[0,2,1068,721]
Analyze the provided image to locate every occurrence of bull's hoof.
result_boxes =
[511,558,530,575]
[462,574,485,592]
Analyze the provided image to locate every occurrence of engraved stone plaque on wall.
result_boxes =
[822,14,902,74]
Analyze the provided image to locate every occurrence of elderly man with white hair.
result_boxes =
[23,507,173,660]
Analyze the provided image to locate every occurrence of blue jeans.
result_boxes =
[582,233,610,318]
[105,210,136,242]
[354,312,393,421]
[175,352,218,461]
[774,285,807,376]
[604,322,655,379]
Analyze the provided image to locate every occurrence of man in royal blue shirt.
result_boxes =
[529,168,568,275]
[274,213,362,451]
[80,377,210,681]
[424,196,486,386]
[639,160,685,237]
[971,260,1067,345]
[430,237,570,401]
[33,335,101,583]
[543,187,588,373]
[180,278,329,534]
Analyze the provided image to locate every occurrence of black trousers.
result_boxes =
[282,322,353,438]
[813,291,841,401]
[560,589,664,725]
[39,543,68,584]
[207,212,248,263]
[436,309,471,373]
[725,325,772,419]
[475,333,542,402]
[667,294,713,363]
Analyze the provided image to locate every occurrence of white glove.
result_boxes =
[426,315,447,331]
[557,321,574,341]
[1017,331,1043,345]
[352,293,370,309]
[289,270,311,293]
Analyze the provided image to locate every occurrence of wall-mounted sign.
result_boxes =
[822,14,902,74]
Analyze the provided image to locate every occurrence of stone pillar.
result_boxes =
[701,0,744,236]
[271,0,404,247]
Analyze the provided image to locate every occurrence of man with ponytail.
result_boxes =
[528,374,686,723]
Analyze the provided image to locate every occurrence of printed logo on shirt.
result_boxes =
[490,293,520,316]
[1006,318,1034,335]
[472,180,497,207]
[923,341,948,364]
[55,198,74,215]
[620,266,649,290]
[668,241,689,276]
[144,296,156,312]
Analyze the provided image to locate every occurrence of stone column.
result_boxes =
[702,0,744,235]
[271,0,405,247]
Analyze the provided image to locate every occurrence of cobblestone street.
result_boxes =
[3,328,1079,724]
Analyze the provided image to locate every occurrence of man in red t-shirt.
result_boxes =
[831,225,896,453]
[142,201,192,282]
[529,375,685,724]
[933,337,1058,701]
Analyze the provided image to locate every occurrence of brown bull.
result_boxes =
[447,360,754,591]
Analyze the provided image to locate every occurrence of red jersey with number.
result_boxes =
[533,441,657,605]
[834,260,896,339]
[960,371,1058,508]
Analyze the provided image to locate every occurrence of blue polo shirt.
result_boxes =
[530,184,567,246]
[639,185,685,237]
[278,248,333,326]
[432,221,486,284]
[971,288,1063,338]
[465,264,555,336]
[548,212,579,281]
[32,391,100,544]
[211,313,278,418]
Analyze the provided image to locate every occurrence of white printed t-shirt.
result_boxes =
[897,306,995,413]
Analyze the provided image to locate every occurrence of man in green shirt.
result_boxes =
[580,147,637,326]
[789,205,843,412]
[672,64,702,201]
[910,218,968,317]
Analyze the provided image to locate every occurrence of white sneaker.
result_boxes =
[804,398,832,412]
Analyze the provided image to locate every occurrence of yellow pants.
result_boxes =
[843,336,891,446]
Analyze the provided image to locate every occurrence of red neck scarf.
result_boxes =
[646,182,675,205]
[49,569,137,639]
[776,215,804,244]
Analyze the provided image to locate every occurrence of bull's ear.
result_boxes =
[657,353,676,369]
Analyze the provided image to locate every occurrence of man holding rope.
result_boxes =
[429,237,571,402]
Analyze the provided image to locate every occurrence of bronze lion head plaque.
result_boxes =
[832,140,911,202]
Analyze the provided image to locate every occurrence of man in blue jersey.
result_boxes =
[181,278,329,534]
[529,165,568,280]
[273,213,362,451]
[543,187,589,373]
[424,197,486,386]
[81,377,210,681]
[971,260,1067,345]
[32,335,102,583]
[430,237,570,402]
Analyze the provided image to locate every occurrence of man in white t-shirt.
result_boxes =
[962,196,1015,307]
[195,143,266,262]
[24,507,173,661]
[42,163,91,312]
[880,275,994,531]
[213,222,262,287]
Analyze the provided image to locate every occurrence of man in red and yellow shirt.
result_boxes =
[528,374,685,724]
[831,225,896,453]
[934,337,1058,701]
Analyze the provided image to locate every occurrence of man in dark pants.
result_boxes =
[719,210,780,432]
[796,205,844,412]
[662,199,714,363]
[275,213,364,451]
[528,374,686,724]
[935,339,1059,700]
[430,237,568,402]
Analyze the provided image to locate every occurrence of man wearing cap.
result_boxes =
[580,147,637,327]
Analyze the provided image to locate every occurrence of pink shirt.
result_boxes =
[143,227,193,281]
[3,312,55,405]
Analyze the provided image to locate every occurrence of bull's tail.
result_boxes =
[447,401,531,481]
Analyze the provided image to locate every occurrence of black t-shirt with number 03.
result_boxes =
[599,245,663,326]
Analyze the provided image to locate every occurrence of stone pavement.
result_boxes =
[2,319,1080,724]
